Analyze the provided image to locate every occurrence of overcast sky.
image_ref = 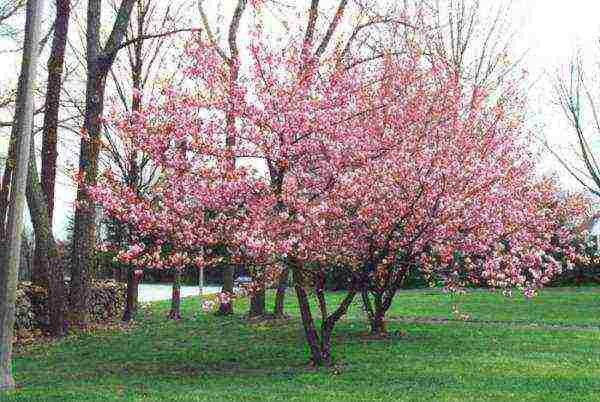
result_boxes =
[1,0,600,239]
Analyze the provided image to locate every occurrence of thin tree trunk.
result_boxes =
[0,0,44,390]
[273,266,289,317]
[168,269,182,320]
[362,270,407,336]
[216,0,247,316]
[369,307,387,336]
[0,138,17,250]
[249,285,265,318]
[119,4,143,322]
[370,291,387,335]
[293,273,324,366]
[217,264,234,315]
[122,268,141,321]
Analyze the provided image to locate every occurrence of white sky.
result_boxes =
[1,0,600,239]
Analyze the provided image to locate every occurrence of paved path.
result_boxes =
[138,284,221,302]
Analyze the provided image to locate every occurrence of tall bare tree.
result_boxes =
[0,0,43,390]
[69,0,137,326]
[423,0,524,92]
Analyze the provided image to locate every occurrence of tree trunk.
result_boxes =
[292,267,357,367]
[122,268,141,321]
[0,126,17,250]
[215,0,247,317]
[273,266,289,317]
[217,264,234,315]
[294,276,326,366]
[18,234,32,281]
[362,286,403,337]
[0,0,44,390]
[249,286,265,318]
[69,70,106,327]
[369,308,387,336]
[40,0,71,222]
[69,0,136,328]
[369,291,387,336]
[168,269,181,320]
[26,139,65,336]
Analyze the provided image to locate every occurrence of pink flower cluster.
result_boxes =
[89,16,590,299]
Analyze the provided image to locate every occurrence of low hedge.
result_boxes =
[15,280,126,331]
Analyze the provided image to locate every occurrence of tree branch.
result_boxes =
[115,28,198,52]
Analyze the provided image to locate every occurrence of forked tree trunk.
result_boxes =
[362,284,405,337]
[361,265,409,337]
[292,268,357,367]
[362,290,389,336]
[370,308,387,336]
[273,266,289,317]
[168,269,182,320]
[26,139,65,336]
[70,0,136,328]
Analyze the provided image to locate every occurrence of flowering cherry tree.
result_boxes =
[301,74,591,335]
[89,3,588,366]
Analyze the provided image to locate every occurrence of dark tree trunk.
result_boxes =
[122,268,141,321]
[362,286,402,337]
[292,267,357,367]
[30,0,69,316]
[273,266,289,317]
[40,0,71,222]
[370,309,387,336]
[370,291,387,336]
[26,139,65,336]
[31,245,48,287]
[217,264,234,315]
[294,276,326,366]
[18,235,32,281]
[69,72,106,327]
[69,0,136,328]
[249,285,265,318]
[168,269,181,320]
[0,138,17,249]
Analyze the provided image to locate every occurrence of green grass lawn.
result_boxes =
[4,287,600,401]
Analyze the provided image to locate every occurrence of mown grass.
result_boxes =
[4,287,600,401]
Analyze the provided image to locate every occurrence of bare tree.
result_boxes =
[69,0,137,327]
[423,0,525,92]
[552,50,600,197]
[0,0,43,390]
[24,0,72,337]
